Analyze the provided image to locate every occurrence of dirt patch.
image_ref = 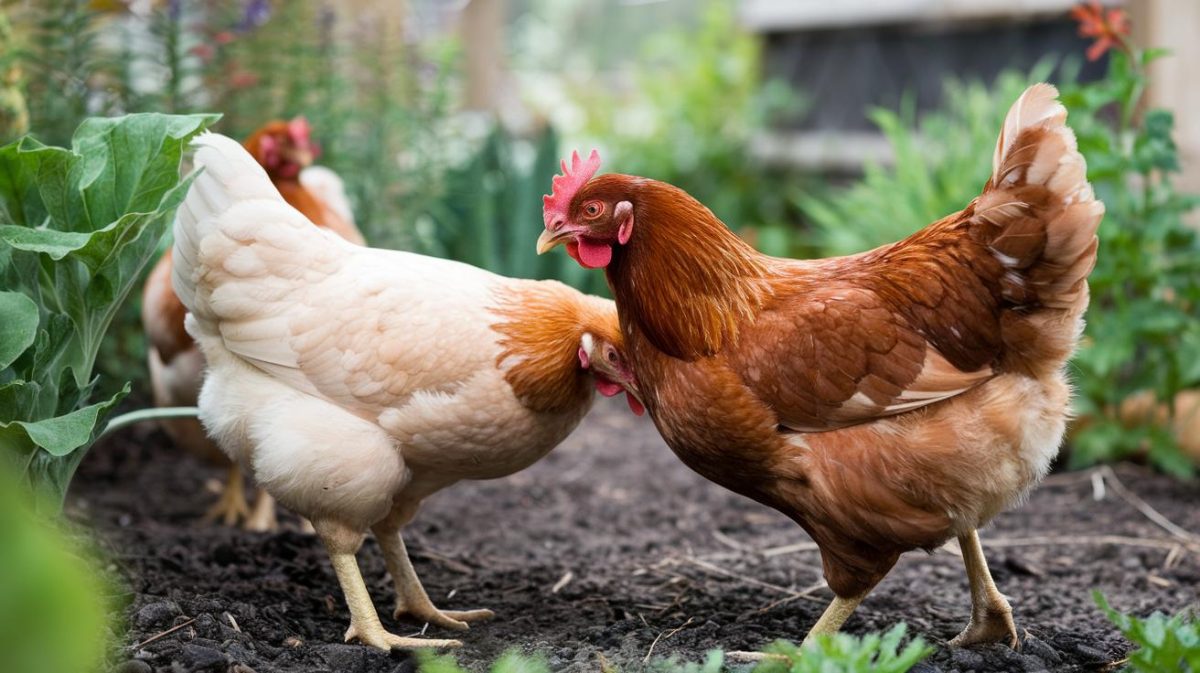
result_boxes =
[73,398,1200,673]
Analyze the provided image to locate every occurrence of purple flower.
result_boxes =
[237,0,271,33]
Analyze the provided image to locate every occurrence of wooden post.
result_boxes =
[1130,0,1200,195]
[460,0,508,113]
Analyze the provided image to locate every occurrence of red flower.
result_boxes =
[230,70,260,89]
[1071,1,1130,61]
[190,43,215,62]
[214,31,235,45]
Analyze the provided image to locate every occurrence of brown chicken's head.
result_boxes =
[244,117,319,180]
[536,150,640,269]
[578,331,644,416]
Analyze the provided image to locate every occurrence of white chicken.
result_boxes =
[171,133,642,649]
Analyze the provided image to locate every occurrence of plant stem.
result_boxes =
[98,406,198,442]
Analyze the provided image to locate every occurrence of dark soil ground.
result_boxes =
[74,398,1200,673]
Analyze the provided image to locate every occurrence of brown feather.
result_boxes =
[489,281,619,414]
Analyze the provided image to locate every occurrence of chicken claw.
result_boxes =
[343,622,461,651]
[202,464,251,526]
[373,517,496,632]
[243,488,279,532]
[949,609,1020,650]
[393,605,495,631]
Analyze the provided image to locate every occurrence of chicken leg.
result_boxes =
[244,488,278,532]
[950,528,1019,648]
[372,508,494,631]
[727,591,870,662]
[801,593,867,647]
[203,463,251,526]
[313,519,461,651]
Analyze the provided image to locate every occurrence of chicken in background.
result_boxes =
[537,84,1103,649]
[141,117,365,531]
[171,133,641,650]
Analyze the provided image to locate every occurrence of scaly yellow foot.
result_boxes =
[202,465,250,526]
[343,621,461,651]
[243,488,278,533]
[393,604,495,631]
[950,601,1020,649]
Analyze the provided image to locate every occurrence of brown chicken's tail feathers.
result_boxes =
[172,132,327,329]
[977,83,1104,313]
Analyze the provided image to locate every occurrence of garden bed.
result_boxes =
[76,399,1199,673]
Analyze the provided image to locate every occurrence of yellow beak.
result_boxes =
[536,229,571,255]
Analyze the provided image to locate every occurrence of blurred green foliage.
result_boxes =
[800,64,1053,255]
[418,624,931,673]
[420,649,551,673]
[1096,593,1199,672]
[1062,49,1200,477]
[0,467,112,673]
[800,49,1200,475]
[0,113,215,512]
[559,1,810,256]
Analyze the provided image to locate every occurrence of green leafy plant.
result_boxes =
[649,650,727,673]
[416,625,931,673]
[0,113,216,512]
[1062,46,1200,476]
[419,649,551,673]
[752,624,933,673]
[1096,592,1199,672]
[0,466,112,673]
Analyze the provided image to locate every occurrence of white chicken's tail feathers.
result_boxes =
[172,132,332,331]
[975,83,1104,314]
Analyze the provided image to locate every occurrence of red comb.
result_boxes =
[287,117,311,144]
[543,149,601,227]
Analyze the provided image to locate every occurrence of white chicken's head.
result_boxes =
[579,331,644,416]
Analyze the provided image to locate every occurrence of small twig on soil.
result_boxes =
[225,612,241,633]
[761,541,820,558]
[409,548,474,575]
[551,571,574,594]
[712,529,753,553]
[738,579,828,621]
[1092,470,1106,501]
[130,618,196,649]
[982,534,1197,553]
[675,557,826,604]
[726,651,789,664]
[1098,466,1200,543]
[643,617,694,663]
[1163,545,1185,571]
[1100,656,1130,672]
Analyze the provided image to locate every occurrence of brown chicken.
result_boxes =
[536,84,1103,648]
[142,118,365,531]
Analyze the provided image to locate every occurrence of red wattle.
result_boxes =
[595,378,622,397]
[566,240,582,264]
[576,237,612,268]
[626,392,645,416]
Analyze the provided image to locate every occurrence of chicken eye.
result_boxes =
[606,348,618,363]
[583,201,604,218]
